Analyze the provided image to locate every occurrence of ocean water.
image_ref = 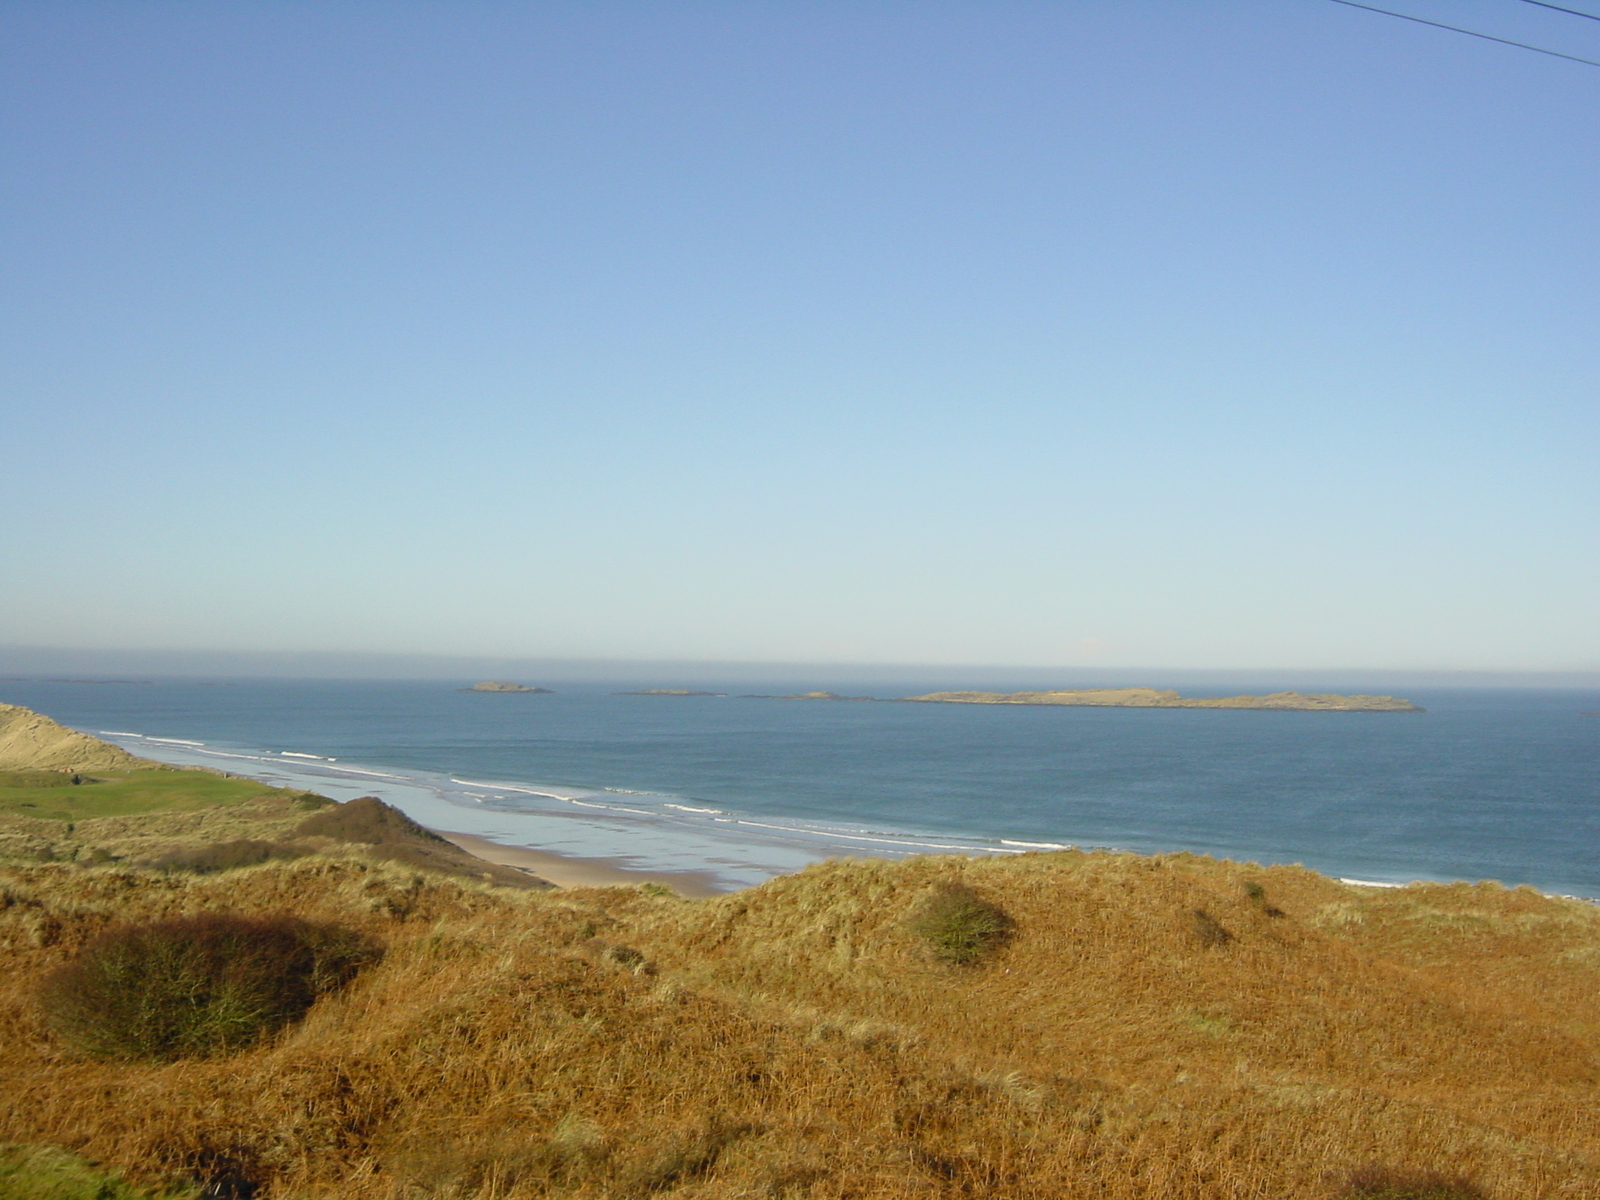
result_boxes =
[4,678,1596,895]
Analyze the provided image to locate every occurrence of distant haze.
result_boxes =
[2,4,1595,672]
[1,645,1595,693]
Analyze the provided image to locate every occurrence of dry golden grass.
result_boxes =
[1,848,1597,1198]
[0,791,550,893]
[0,704,153,774]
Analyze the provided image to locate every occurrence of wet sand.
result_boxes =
[437,830,733,898]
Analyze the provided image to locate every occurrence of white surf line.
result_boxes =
[186,747,402,779]
[281,752,335,760]
[100,731,144,737]
[146,737,205,745]
[450,778,586,800]
[731,817,1020,853]
[565,799,654,815]
[1002,839,1075,850]
[664,803,723,814]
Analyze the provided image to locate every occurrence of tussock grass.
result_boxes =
[1336,1164,1488,1198]
[0,850,1596,1197]
[146,840,311,874]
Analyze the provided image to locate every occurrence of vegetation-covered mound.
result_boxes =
[0,847,1595,1198]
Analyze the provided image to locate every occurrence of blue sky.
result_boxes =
[3,1,1596,671]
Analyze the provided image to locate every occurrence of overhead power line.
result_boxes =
[1516,0,1600,23]
[1325,0,1600,67]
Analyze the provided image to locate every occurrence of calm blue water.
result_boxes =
[4,678,1596,895]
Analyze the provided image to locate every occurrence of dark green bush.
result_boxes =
[40,914,380,1061]
[905,881,1012,965]
[1337,1166,1487,1199]
[1242,879,1285,917]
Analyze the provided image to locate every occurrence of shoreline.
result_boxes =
[436,830,733,898]
[22,704,1597,903]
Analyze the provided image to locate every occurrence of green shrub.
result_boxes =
[905,881,1012,965]
[40,914,380,1061]
[1242,879,1285,917]
[1337,1165,1487,1199]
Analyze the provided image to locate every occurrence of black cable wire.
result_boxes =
[1516,0,1600,23]
[1324,0,1600,66]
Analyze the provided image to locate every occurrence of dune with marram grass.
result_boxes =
[0,841,1596,1199]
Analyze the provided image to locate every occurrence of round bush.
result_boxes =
[905,881,1012,965]
[40,914,380,1061]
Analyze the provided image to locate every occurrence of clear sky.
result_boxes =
[3,1,1596,672]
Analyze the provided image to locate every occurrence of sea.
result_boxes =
[3,678,1596,897]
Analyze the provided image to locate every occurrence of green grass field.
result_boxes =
[0,769,292,822]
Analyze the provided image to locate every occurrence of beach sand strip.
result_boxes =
[436,830,730,898]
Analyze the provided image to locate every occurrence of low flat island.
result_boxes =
[901,687,1423,712]
[459,680,553,694]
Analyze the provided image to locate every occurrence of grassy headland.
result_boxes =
[0,703,1593,1199]
[0,705,549,888]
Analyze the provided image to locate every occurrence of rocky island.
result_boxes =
[901,687,1423,711]
[458,680,553,694]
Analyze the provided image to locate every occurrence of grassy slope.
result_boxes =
[0,848,1596,1199]
[0,1143,194,1200]
[0,769,296,822]
[0,704,153,774]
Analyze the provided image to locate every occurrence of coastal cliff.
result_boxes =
[902,688,1423,711]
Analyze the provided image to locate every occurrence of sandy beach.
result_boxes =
[436,829,732,898]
